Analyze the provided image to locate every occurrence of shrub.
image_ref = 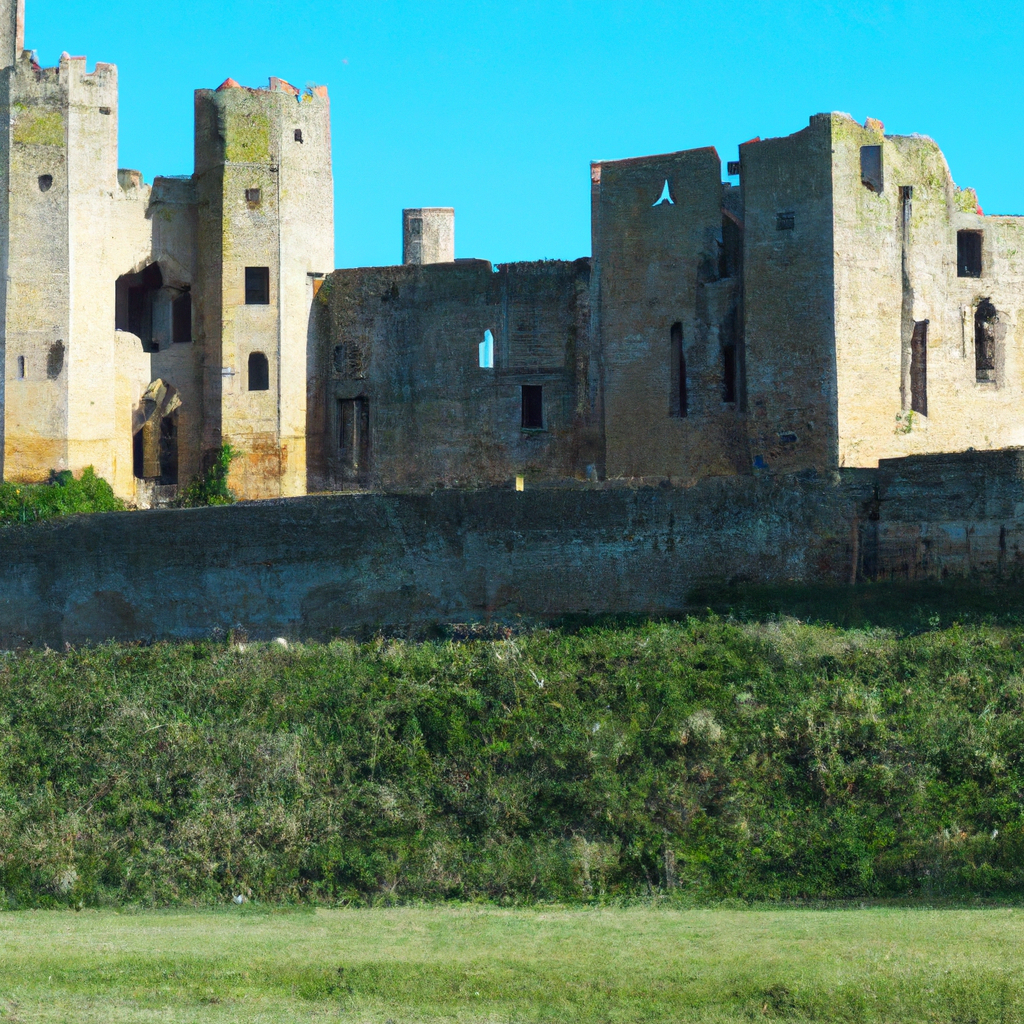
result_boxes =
[0,467,123,525]
[175,443,239,507]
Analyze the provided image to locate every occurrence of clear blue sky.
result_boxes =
[32,0,1024,268]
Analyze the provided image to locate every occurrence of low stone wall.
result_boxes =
[0,450,1021,646]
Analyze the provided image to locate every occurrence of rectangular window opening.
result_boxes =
[776,211,794,231]
[172,291,192,343]
[727,160,741,176]
[521,385,543,430]
[245,187,261,206]
[861,145,883,193]
[338,397,369,472]
[670,322,686,417]
[910,320,928,415]
[958,230,982,278]
[245,266,270,305]
[294,128,303,143]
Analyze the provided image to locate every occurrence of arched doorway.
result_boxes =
[133,379,181,485]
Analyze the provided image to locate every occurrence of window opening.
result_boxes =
[38,174,52,192]
[245,188,261,206]
[338,397,370,473]
[719,214,742,279]
[99,106,111,115]
[409,218,423,237]
[521,385,543,429]
[115,262,163,352]
[722,344,738,404]
[669,322,686,417]
[294,128,303,143]
[776,211,794,231]
[958,230,982,278]
[172,291,192,344]
[910,320,928,415]
[652,180,674,207]
[861,145,883,193]
[248,351,270,391]
[479,329,494,369]
[900,185,913,234]
[16,355,24,379]
[727,161,741,176]
[46,341,64,380]
[132,379,180,484]
[245,266,270,305]
[975,298,1001,382]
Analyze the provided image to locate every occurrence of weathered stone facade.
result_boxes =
[1,0,1021,501]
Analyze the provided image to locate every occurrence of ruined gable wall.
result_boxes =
[740,115,838,473]
[595,148,748,481]
[309,258,594,491]
[831,116,1024,467]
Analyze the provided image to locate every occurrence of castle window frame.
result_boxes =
[776,211,795,231]
[245,266,270,305]
[860,145,883,193]
[248,351,270,392]
[521,385,544,430]
[245,187,262,207]
[957,230,983,278]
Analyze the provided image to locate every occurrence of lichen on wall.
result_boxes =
[12,106,63,146]
[224,109,271,164]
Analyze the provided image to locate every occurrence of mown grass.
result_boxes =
[0,904,1023,1022]
[5,592,1024,907]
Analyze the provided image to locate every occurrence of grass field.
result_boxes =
[0,905,1022,1022]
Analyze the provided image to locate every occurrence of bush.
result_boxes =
[0,467,123,525]
[4,618,1024,908]
[175,443,238,507]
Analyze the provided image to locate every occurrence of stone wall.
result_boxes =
[1,450,1022,647]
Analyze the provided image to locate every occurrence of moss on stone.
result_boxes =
[225,109,271,164]
[13,107,64,147]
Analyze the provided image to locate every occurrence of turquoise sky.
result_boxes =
[32,0,1024,268]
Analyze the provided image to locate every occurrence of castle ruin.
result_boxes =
[3,0,1022,503]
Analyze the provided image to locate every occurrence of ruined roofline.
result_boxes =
[14,49,116,80]
[331,256,591,277]
[202,76,328,100]
[590,145,720,171]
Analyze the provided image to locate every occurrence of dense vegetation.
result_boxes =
[3,601,1024,907]
[0,467,122,524]
[175,443,238,508]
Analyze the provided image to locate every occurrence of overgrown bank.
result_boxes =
[3,614,1024,907]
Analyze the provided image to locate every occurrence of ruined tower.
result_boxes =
[195,78,334,498]
[403,207,454,264]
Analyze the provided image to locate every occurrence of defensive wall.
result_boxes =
[1,449,1022,647]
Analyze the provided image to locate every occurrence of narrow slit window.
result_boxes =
[670,322,687,417]
[294,128,303,143]
[910,320,928,415]
[245,266,270,304]
[975,299,999,382]
[722,344,738,404]
[958,230,982,278]
[861,145,883,192]
[16,355,24,379]
[521,385,543,429]
[338,397,369,471]
[172,291,192,343]
[248,351,270,391]
[479,329,494,369]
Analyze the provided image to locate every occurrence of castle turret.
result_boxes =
[195,77,334,499]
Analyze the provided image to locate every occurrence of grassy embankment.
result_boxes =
[2,904,1024,1022]
[4,586,1024,907]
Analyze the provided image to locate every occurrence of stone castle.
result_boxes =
[3,0,1022,503]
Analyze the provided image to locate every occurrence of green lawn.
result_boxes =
[0,905,1022,1022]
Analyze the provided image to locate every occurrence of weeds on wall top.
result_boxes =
[0,467,123,525]
[175,443,239,507]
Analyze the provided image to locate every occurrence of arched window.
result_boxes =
[248,351,270,391]
[479,329,494,369]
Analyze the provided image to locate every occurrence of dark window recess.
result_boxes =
[910,319,928,415]
[294,128,303,143]
[47,340,64,380]
[16,355,25,379]
[409,217,423,237]
[727,160,741,176]
[338,397,370,472]
[722,344,738,404]
[245,266,270,304]
[900,185,913,234]
[719,214,742,279]
[158,415,178,485]
[99,106,111,115]
[115,262,163,352]
[38,174,53,192]
[776,211,794,231]
[248,351,270,391]
[975,299,1000,382]
[861,145,883,192]
[245,188,261,205]
[172,291,192,343]
[958,230,982,278]
[521,385,543,429]
[670,322,687,417]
